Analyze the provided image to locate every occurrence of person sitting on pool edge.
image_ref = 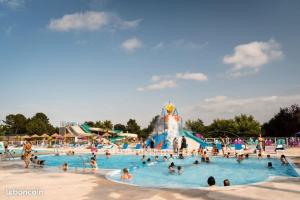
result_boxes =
[223,179,230,186]
[280,155,288,165]
[121,168,132,181]
[207,176,216,187]
[168,162,176,174]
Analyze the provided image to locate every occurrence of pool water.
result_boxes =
[41,154,299,188]
[41,154,142,169]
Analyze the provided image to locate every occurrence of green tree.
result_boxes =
[26,113,55,135]
[185,119,206,134]
[262,104,300,137]
[234,114,260,136]
[139,115,160,138]
[208,119,237,137]
[3,114,28,135]
[114,123,127,132]
[94,121,105,129]
[103,120,113,130]
[126,119,141,134]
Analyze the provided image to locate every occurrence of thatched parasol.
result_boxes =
[64,133,75,138]
[42,133,50,138]
[51,133,59,138]
[22,135,31,139]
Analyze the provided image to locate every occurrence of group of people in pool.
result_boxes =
[207,176,231,187]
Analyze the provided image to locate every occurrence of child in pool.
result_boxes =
[121,168,132,181]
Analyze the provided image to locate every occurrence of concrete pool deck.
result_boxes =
[1,148,300,200]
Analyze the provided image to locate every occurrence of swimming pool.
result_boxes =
[41,154,299,188]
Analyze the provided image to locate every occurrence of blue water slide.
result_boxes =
[180,130,207,147]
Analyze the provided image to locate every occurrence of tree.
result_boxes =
[139,115,160,138]
[94,121,105,129]
[234,114,260,136]
[3,114,28,135]
[262,104,300,137]
[126,119,141,134]
[25,113,55,135]
[114,123,127,132]
[208,119,237,137]
[103,120,113,130]
[185,119,206,134]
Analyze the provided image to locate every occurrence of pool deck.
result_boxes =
[1,148,300,200]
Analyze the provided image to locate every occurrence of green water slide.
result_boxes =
[81,123,92,133]
[180,130,207,147]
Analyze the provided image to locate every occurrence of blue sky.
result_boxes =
[0,0,300,127]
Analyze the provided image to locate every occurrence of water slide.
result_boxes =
[81,124,92,133]
[70,125,89,136]
[180,130,207,148]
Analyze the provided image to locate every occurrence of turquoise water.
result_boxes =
[41,154,299,188]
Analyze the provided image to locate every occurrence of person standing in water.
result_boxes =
[180,136,187,154]
[173,137,178,154]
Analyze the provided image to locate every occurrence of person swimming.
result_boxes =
[245,154,249,159]
[280,155,288,165]
[163,156,168,162]
[177,166,183,175]
[105,150,111,158]
[147,158,151,162]
[207,176,216,187]
[267,162,273,169]
[154,156,159,161]
[223,179,230,186]
[226,152,230,158]
[168,162,175,174]
[178,153,184,159]
[121,168,132,181]
[141,155,146,161]
[193,160,199,165]
[62,162,68,171]
[237,154,244,163]
[90,157,98,169]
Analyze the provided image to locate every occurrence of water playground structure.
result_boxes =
[149,102,207,150]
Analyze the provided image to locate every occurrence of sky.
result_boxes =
[0,0,300,127]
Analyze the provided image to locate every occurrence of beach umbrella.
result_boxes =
[31,134,41,138]
[64,133,75,138]
[51,133,59,138]
[22,135,31,140]
[42,133,50,138]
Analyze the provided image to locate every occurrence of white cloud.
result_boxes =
[137,72,208,91]
[121,37,142,52]
[176,72,208,81]
[48,11,108,31]
[204,96,227,103]
[153,40,208,50]
[47,11,142,32]
[117,18,142,29]
[137,80,177,91]
[223,39,283,77]
[0,0,25,9]
[183,94,300,124]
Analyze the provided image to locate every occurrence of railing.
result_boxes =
[204,137,300,148]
